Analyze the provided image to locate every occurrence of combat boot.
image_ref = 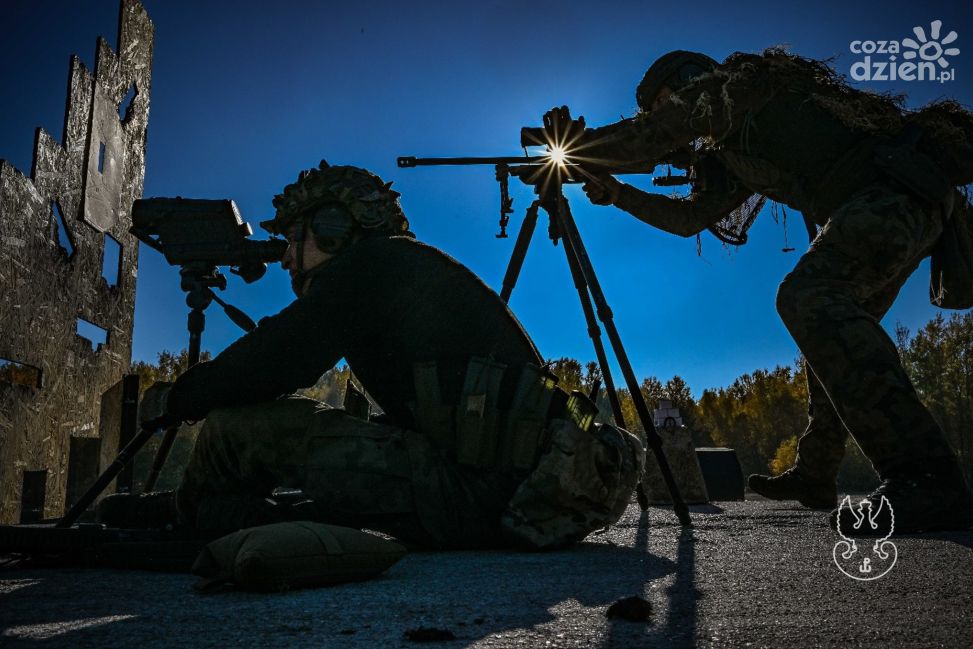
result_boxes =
[829,463,973,533]
[748,468,838,509]
[96,490,183,529]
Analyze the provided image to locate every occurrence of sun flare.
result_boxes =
[547,146,568,166]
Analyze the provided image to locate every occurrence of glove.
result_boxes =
[582,174,623,206]
[521,106,586,153]
[543,106,587,147]
[139,381,174,427]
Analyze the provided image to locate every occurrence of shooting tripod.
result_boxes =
[57,262,255,528]
[399,155,692,526]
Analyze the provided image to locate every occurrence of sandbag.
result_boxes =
[191,521,406,592]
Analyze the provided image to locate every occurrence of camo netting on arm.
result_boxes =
[708,192,766,245]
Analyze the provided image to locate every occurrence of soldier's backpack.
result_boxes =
[500,417,647,550]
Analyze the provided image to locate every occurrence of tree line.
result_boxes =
[547,313,973,491]
[128,312,973,493]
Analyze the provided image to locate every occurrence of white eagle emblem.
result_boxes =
[832,495,898,581]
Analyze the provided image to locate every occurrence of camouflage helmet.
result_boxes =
[636,50,718,112]
[260,160,410,241]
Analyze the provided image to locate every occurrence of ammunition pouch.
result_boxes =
[811,126,953,220]
[410,358,594,473]
[873,125,953,206]
[494,362,557,472]
[809,137,883,220]
[455,357,508,467]
[805,127,971,308]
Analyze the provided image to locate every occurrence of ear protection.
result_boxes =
[305,202,357,254]
[308,202,355,240]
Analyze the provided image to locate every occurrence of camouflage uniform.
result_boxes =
[166,233,543,549]
[176,396,518,549]
[781,184,954,479]
[579,50,966,485]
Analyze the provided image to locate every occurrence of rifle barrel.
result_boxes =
[398,155,546,168]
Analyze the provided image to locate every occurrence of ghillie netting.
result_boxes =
[697,48,973,249]
[708,192,766,246]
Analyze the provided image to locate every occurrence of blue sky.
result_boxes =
[2,0,971,397]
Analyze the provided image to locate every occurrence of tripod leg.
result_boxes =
[143,308,205,493]
[559,228,625,427]
[142,424,180,492]
[500,201,541,303]
[554,197,691,526]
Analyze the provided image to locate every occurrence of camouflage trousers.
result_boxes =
[174,396,519,549]
[777,183,959,480]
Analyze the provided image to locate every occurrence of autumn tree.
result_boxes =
[131,348,212,396]
[546,357,601,393]
[695,364,808,477]
[897,313,973,483]
[299,364,354,407]
[770,435,798,475]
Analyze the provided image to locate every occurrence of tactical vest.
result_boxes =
[409,357,647,549]
[409,357,563,472]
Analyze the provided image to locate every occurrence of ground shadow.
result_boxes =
[596,511,697,649]
[0,527,682,648]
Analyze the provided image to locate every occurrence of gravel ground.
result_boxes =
[1,499,971,648]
